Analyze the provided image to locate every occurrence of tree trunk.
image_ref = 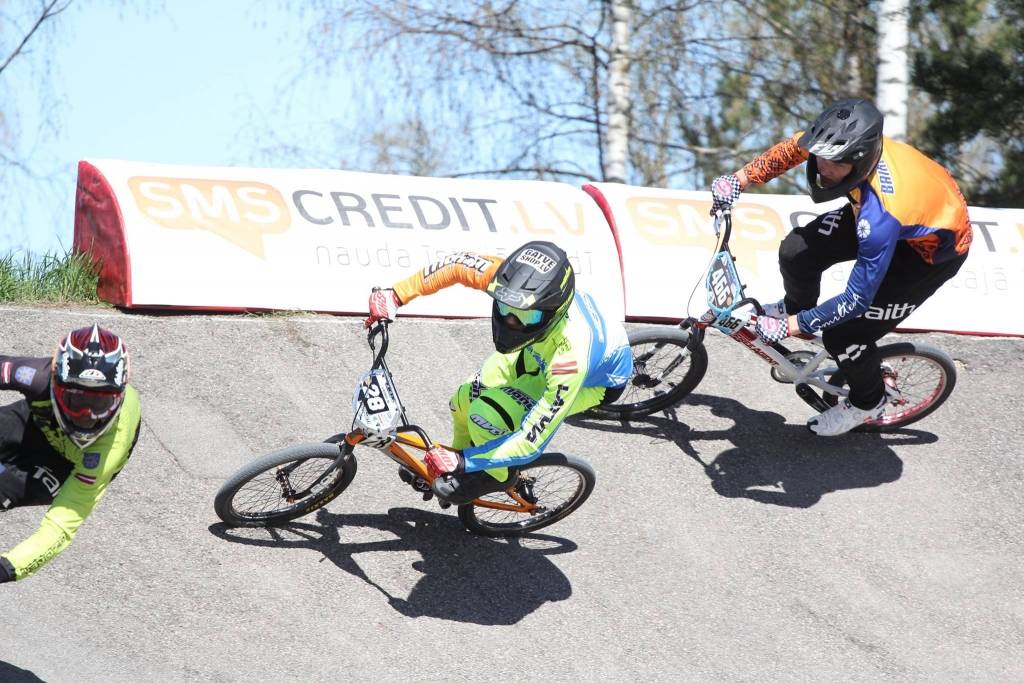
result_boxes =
[605,0,632,183]
[876,0,909,140]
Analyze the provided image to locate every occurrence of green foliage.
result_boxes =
[0,249,102,305]
[911,0,1024,206]
[692,0,878,192]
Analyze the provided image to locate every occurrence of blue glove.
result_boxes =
[710,174,742,215]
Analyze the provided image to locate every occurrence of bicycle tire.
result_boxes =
[457,452,595,537]
[587,326,708,420]
[214,442,358,527]
[827,342,957,431]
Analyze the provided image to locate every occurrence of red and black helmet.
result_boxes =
[51,324,130,448]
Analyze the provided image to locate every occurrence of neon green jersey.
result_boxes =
[1,355,141,580]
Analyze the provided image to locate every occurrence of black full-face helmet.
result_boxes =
[51,324,130,448]
[798,98,884,203]
[487,241,575,353]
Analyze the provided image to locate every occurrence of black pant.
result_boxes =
[779,205,967,408]
[0,401,71,510]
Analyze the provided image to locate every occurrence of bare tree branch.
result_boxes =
[0,0,72,77]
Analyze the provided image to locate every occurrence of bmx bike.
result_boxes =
[590,210,956,429]
[214,321,596,537]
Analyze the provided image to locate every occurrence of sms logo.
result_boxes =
[128,177,291,257]
[624,196,786,275]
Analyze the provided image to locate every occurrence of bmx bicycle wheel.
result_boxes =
[587,326,708,420]
[458,452,596,537]
[827,342,957,431]
[214,442,358,527]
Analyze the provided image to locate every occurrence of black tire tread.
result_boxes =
[588,326,708,419]
[214,442,357,527]
[829,342,957,432]
[457,452,596,537]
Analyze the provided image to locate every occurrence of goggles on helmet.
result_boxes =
[496,302,544,327]
[53,385,122,429]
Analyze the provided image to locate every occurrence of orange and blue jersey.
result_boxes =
[742,134,972,333]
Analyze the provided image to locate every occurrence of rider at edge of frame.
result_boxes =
[1,325,141,583]
[709,97,971,436]
[364,241,633,505]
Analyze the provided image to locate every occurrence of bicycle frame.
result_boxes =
[678,210,846,413]
[330,322,540,513]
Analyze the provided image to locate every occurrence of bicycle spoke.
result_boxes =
[875,355,947,424]
[230,460,340,519]
[619,342,688,408]
[470,466,584,529]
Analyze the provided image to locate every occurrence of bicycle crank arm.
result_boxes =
[794,383,831,413]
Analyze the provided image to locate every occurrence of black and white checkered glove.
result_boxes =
[710,174,742,215]
[754,315,790,345]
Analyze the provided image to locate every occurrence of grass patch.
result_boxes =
[0,249,102,304]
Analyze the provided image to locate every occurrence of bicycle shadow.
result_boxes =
[571,393,939,508]
[0,662,45,683]
[209,506,576,625]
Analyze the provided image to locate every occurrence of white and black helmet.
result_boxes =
[798,98,884,203]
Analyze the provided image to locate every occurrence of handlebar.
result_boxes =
[367,320,390,369]
[735,296,765,317]
[713,208,734,244]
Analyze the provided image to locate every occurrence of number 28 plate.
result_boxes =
[352,369,401,438]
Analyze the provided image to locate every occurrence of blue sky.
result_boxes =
[2,2,343,254]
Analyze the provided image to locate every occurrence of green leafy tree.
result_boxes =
[911,0,1024,206]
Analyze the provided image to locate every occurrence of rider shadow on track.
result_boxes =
[209,506,575,625]
[0,662,45,683]
[570,393,938,508]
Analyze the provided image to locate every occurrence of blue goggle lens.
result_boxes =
[497,302,543,325]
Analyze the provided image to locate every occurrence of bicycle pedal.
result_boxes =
[421,491,434,501]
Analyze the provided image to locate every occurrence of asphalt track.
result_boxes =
[1,305,1021,682]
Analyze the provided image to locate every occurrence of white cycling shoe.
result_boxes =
[807,395,886,436]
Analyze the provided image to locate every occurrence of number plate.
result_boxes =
[706,250,743,315]
[352,369,402,439]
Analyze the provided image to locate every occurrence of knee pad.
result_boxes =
[467,386,536,447]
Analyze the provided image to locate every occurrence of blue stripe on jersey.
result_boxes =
[463,430,557,472]
[574,292,632,388]
[796,185,900,334]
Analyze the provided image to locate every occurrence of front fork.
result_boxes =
[679,316,707,350]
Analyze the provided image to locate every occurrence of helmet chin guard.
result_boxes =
[798,98,884,202]
[487,241,575,353]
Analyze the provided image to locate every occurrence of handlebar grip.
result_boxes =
[735,296,764,316]
[366,319,391,367]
